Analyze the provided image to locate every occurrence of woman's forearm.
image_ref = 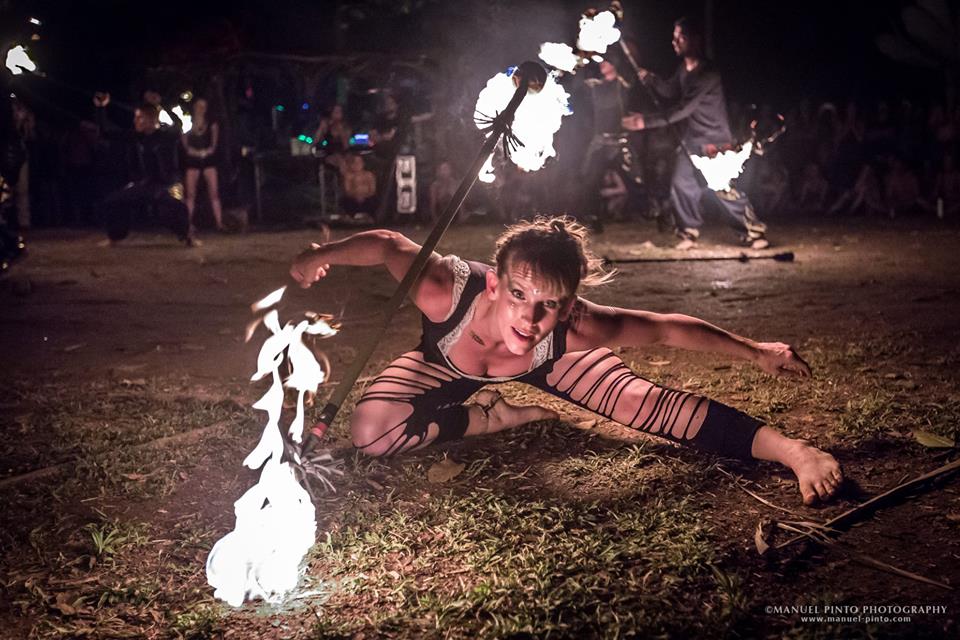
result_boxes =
[659,314,759,362]
[314,230,400,267]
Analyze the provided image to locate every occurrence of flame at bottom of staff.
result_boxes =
[689,141,753,192]
[206,459,316,607]
[207,296,337,607]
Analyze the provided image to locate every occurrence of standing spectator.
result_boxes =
[313,104,352,172]
[181,98,224,233]
[370,93,409,223]
[61,120,100,227]
[429,160,457,222]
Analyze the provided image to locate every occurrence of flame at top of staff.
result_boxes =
[577,11,620,56]
[474,67,571,182]
[5,45,37,75]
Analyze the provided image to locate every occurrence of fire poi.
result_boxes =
[208,61,553,607]
[4,45,37,76]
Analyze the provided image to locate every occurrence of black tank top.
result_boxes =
[418,257,568,382]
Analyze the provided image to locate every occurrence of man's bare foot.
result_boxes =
[783,440,843,505]
[470,389,558,435]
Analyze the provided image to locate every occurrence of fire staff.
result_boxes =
[621,16,769,251]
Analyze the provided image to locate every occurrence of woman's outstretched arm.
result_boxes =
[567,299,811,378]
[289,229,453,321]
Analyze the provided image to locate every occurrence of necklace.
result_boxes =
[469,329,485,346]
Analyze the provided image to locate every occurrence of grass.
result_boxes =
[300,443,748,638]
[1,335,957,638]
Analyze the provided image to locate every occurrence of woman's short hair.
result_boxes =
[492,215,613,298]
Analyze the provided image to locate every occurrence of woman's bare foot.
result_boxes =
[783,440,843,505]
[469,389,558,435]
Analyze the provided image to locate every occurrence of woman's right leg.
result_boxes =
[202,166,224,230]
[184,168,200,231]
[351,351,555,457]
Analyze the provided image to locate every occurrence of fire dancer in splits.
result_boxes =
[620,17,769,251]
[290,216,842,505]
[94,93,194,246]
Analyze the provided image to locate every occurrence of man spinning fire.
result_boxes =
[290,216,842,504]
[620,17,769,251]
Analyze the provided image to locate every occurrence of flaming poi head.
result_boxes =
[576,10,621,57]
[5,45,37,75]
[538,42,580,74]
[689,141,753,192]
[207,288,340,607]
[474,66,571,183]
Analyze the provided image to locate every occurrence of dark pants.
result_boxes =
[579,135,624,226]
[670,151,766,239]
[100,181,189,242]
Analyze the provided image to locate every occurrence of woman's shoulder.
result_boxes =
[424,255,490,323]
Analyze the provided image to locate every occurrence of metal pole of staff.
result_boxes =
[604,251,794,265]
[298,61,549,461]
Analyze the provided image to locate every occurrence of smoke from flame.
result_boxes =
[207,295,337,607]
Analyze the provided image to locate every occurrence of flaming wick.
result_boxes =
[207,290,339,607]
[5,45,37,75]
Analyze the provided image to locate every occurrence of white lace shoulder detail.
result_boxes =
[440,255,471,322]
[531,332,554,370]
[437,294,479,359]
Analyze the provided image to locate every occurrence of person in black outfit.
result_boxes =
[94,92,193,246]
[370,94,410,223]
[621,17,769,250]
[181,98,224,233]
[0,91,27,273]
[579,60,636,232]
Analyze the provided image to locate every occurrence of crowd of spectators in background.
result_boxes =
[731,98,960,220]
[4,85,960,245]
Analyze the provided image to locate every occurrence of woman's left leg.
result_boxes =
[202,166,224,230]
[523,347,842,504]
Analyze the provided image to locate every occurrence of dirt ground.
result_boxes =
[1,218,959,638]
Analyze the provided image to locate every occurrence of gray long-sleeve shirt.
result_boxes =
[643,60,734,151]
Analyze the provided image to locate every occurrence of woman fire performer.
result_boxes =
[290,216,842,504]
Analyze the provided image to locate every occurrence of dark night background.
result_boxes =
[0,0,946,111]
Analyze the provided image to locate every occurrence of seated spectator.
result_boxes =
[885,156,921,217]
[341,154,376,218]
[830,162,885,217]
[598,169,627,220]
[798,162,828,213]
[931,152,960,217]
[429,160,457,221]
